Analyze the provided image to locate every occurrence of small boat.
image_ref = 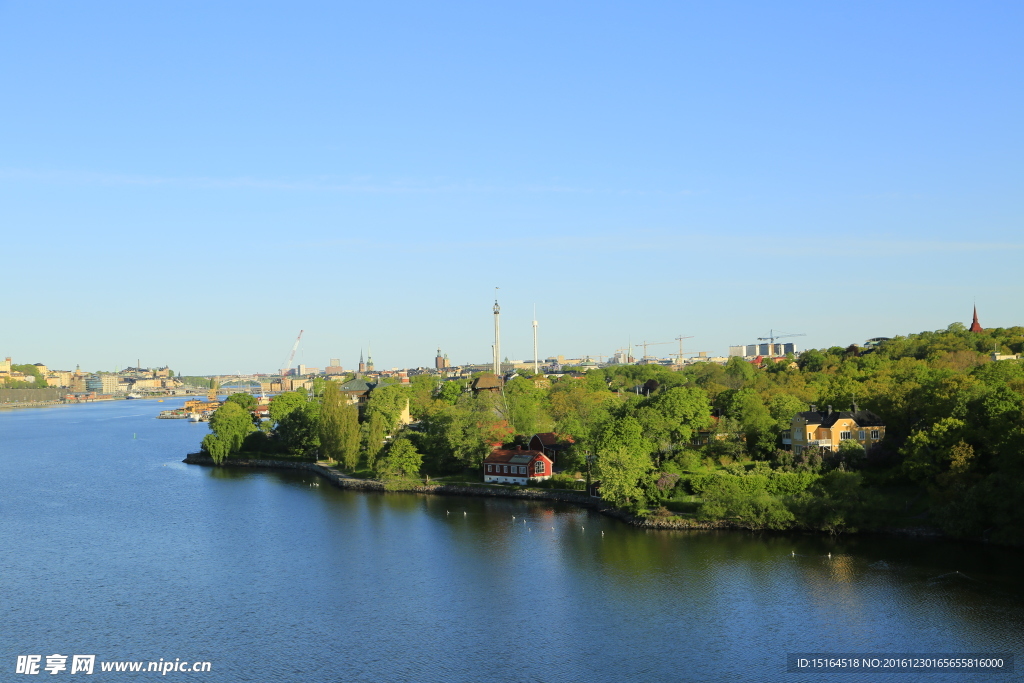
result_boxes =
[126,393,142,400]
[188,413,202,422]
[158,410,189,419]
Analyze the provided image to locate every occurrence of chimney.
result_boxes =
[852,401,858,413]
[827,405,832,415]
[809,404,817,413]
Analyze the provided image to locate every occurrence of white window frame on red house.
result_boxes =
[487,464,493,472]
[535,461,545,474]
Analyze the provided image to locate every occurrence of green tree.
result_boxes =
[376,437,423,479]
[276,401,321,455]
[594,416,653,508]
[729,389,778,459]
[225,393,257,411]
[319,382,361,467]
[269,391,307,424]
[204,401,257,463]
[503,375,553,436]
[437,380,466,405]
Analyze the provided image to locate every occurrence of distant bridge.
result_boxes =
[214,375,270,395]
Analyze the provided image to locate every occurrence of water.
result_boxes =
[1,399,1021,682]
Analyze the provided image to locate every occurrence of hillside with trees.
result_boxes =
[200,322,1024,545]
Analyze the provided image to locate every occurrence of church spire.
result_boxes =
[969,305,983,333]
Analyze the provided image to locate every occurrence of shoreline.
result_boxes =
[181,453,735,531]
[182,454,954,539]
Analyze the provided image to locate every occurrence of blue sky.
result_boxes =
[1,1,1021,374]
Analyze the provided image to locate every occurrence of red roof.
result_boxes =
[531,432,560,446]
[483,448,550,465]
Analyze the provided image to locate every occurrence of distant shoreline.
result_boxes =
[0,395,191,412]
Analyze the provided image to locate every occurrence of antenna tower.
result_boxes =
[493,288,501,377]
[532,305,539,374]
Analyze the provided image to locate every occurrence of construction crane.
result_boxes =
[674,335,695,364]
[757,330,806,344]
[757,329,806,356]
[638,340,673,361]
[280,330,304,377]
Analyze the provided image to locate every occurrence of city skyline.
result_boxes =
[1,2,1021,374]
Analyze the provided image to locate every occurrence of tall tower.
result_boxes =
[493,295,501,377]
[358,349,366,374]
[435,347,445,370]
[532,305,539,374]
[367,344,375,372]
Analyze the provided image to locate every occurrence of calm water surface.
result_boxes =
[2,399,1022,682]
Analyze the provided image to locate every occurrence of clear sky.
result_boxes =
[1,1,1021,375]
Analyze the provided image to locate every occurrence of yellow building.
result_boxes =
[789,404,885,455]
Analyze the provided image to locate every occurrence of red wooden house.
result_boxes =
[483,447,554,485]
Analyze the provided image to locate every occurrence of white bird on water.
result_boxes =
[791,551,795,557]
[827,552,832,559]
[463,511,467,516]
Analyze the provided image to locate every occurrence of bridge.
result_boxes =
[213,375,271,396]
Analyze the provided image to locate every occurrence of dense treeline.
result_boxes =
[200,322,1024,545]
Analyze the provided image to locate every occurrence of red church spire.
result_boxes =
[968,306,983,333]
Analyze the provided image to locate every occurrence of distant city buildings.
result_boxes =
[729,343,797,358]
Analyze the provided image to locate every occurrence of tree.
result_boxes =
[594,416,653,508]
[503,375,553,436]
[635,386,713,446]
[437,380,466,405]
[723,356,755,387]
[319,382,360,467]
[225,393,257,411]
[595,446,652,509]
[269,391,308,424]
[376,437,423,479]
[728,389,778,459]
[409,373,439,417]
[204,401,257,463]
[276,401,321,455]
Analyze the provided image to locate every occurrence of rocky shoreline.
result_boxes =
[182,453,737,531]
[182,454,956,539]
